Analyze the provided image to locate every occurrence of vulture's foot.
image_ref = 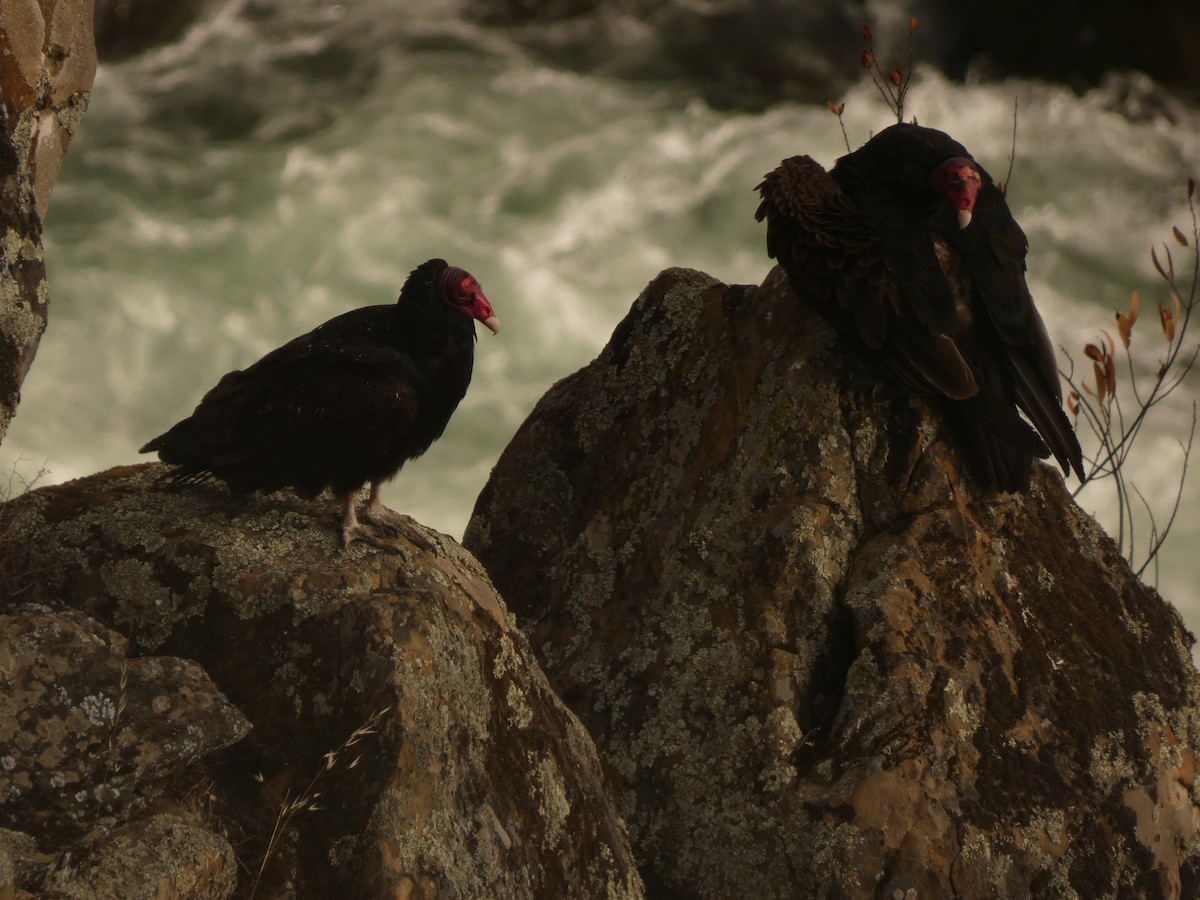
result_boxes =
[361,505,438,555]
[340,521,415,564]
[338,486,437,558]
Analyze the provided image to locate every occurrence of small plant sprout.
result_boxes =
[827,17,920,151]
[1064,176,1200,581]
[249,706,388,898]
[861,18,919,125]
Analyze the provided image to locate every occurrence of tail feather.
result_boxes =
[957,412,1035,493]
[1006,353,1086,481]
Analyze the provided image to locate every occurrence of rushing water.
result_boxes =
[5,2,1199,640]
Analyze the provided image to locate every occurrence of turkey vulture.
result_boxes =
[141,258,500,549]
[756,122,1084,491]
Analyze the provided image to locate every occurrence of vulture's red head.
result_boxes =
[930,157,983,229]
[439,265,500,334]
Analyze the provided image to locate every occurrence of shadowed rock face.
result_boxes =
[0,467,644,898]
[465,266,1200,899]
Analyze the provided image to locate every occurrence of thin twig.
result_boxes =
[1002,96,1018,193]
[1067,180,1199,574]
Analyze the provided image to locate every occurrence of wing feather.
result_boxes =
[756,155,978,400]
[756,126,1084,491]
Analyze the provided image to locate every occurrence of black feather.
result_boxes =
[142,257,495,507]
[757,123,1084,491]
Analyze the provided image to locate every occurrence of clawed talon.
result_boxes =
[339,484,437,560]
[340,523,414,565]
[363,507,438,555]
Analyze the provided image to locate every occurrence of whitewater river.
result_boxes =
[5,2,1199,646]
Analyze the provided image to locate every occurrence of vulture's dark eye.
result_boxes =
[455,276,478,306]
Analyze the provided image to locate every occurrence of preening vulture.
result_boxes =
[756,122,1084,492]
[141,257,500,548]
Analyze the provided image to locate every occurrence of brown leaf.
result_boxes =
[1094,361,1108,403]
[1152,245,1168,280]
[1174,225,1189,247]
[1129,289,1140,325]
[1105,352,1116,397]
[911,16,919,32]
[1067,391,1080,416]
[1083,342,1104,362]
[1100,328,1115,355]
[1117,311,1132,349]
[888,68,903,87]
[862,24,872,41]
[861,49,874,69]
[1153,243,1176,281]
[1161,304,1177,344]
[826,100,838,114]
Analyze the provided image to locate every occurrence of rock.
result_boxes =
[0,606,250,845]
[464,266,1200,898]
[0,467,644,898]
[41,814,237,899]
[0,0,95,445]
[0,828,43,898]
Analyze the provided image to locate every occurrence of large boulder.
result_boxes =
[0,467,644,898]
[0,606,250,845]
[465,266,1200,898]
[0,0,95,445]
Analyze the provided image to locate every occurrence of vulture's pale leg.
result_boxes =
[339,488,415,561]
[340,490,369,549]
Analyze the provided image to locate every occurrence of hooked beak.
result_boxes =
[957,208,973,229]
[481,316,501,335]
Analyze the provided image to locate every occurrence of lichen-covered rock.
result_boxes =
[0,827,40,897]
[0,466,644,898]
[42,814,236,900]
[0,606,249,847]
[0,0,95,444]
[465,266,1200,898]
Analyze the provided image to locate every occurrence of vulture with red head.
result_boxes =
[756,122,1084,491]
[141,257,500,548]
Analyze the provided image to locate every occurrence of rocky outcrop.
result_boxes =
[0,0,95,445]
[1,606,250,845]
[0,467,644,898]
[465,266,1200,898]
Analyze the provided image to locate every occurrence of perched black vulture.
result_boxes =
[756,122,1084,492]
[141,257,500,548]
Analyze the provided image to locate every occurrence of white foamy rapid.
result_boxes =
[5,4,1198,642]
